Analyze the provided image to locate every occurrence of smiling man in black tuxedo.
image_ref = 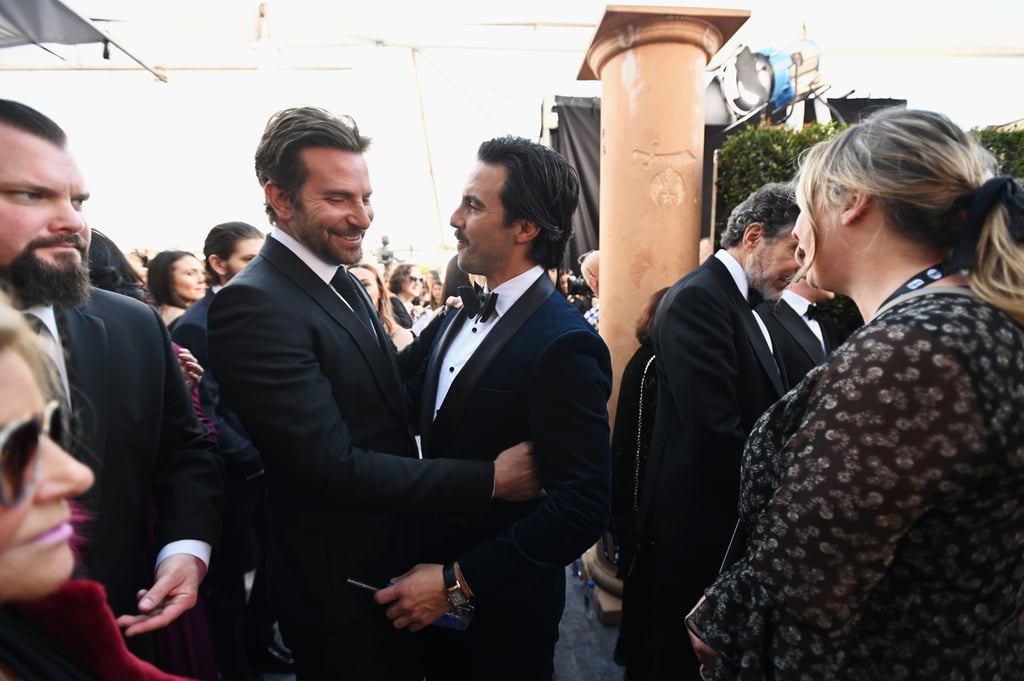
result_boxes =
[206,108,539,681]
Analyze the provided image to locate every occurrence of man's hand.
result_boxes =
[374,564,449,632]
[176,346,204,391]
[493,441,542,501]
[116,553,207,636]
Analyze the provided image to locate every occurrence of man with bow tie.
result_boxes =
[757,277,843,390]
[207,108,540,681]
[376,136,613,681]
[636,182,799,681]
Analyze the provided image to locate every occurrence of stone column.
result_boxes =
[579,7,748,420]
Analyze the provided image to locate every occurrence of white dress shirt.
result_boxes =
[715,250,774,352]
[780,288,827,354]
[433,265,543,419]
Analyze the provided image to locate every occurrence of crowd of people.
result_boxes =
[0,94,1021,681]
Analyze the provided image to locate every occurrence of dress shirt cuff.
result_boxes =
[155,540,212,572]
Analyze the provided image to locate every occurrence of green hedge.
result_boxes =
[972,128,1024,179]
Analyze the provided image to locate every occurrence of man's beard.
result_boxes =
[0,235,92,310]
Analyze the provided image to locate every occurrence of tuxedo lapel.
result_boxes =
[774,300,826,364]
[58,305,109,498]
[819,315,841,354]
[707,259,786,397]
[261,239,406,420]
[419,311,466,450]
[428,274,554,444]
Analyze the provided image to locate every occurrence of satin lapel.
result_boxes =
[819,316,841,354]
[430,273,554,442]
[706,259,785,397]
[261,239,407,420]
[419,311,466,453]
[58,306,108,500]
[774,300,825,364]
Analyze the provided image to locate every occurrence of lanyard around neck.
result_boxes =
[877,264,947,311]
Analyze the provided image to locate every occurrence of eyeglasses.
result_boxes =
[0,401,61,507]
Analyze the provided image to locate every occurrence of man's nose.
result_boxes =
[50,198,86,234]
[349,203,372,229]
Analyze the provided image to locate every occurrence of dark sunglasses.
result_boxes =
[0,400,61,507]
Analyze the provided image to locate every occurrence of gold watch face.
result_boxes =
[448,587,468,606]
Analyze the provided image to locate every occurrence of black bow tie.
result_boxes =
[457,285,498,323]
[804,303,823,321]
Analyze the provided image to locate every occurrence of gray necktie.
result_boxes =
[22,312,72,448]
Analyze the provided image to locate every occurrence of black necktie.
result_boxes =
[458,285,498,323]
[804,304,822,321]
[331,268,376,337]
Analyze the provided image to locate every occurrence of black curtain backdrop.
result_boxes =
[550,96,601,276]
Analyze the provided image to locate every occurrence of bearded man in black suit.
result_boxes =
[206,107,537,681]
[0,99,222,661]
[638,182,800,681]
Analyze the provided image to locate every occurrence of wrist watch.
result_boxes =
[442,562,471,607]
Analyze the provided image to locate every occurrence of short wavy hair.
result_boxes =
[720,182,800,249]
[254,107,370,225]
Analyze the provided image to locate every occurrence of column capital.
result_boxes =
[579,6,749,80]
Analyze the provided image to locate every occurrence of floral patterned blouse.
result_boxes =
[687,289,1024,680]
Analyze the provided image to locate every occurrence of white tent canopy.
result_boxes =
[1,1,1021,259]
[0,0,164,79]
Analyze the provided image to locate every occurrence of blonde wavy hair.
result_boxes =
[0,288,53,400]
[794,108,1024,324]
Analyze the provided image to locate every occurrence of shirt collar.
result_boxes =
[714,249,752,302]
[780,288,811,316]
[488,265,544,318]
[22,304,59,339]
[269,228,340,286]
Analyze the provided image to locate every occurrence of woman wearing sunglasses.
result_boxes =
[0,299,192,680]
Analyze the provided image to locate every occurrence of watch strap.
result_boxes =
[442,562,458,590]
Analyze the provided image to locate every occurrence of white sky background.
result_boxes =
[2,0,1022,266]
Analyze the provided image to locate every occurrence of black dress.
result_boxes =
[688,289,1024,680]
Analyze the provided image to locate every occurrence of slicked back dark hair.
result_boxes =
[254,107,370,225]
[720,182,799,248]
[203,221,264,285]
[0,99,67,147]
[477,136,579,270]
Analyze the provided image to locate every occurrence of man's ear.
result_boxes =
[264,182,294,224]
[841,192,871,227]
[741,222,765,250]
[208,254,228,279]
[514,219,541,245]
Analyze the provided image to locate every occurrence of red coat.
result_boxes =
[11,579,196,681]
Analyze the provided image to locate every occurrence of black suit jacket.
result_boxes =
[206,237,494,630]
[172,290,262,482]
[60,288,223,621]
[412,273,612,674]
[638,257,784,606]
[758,297,838,390]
